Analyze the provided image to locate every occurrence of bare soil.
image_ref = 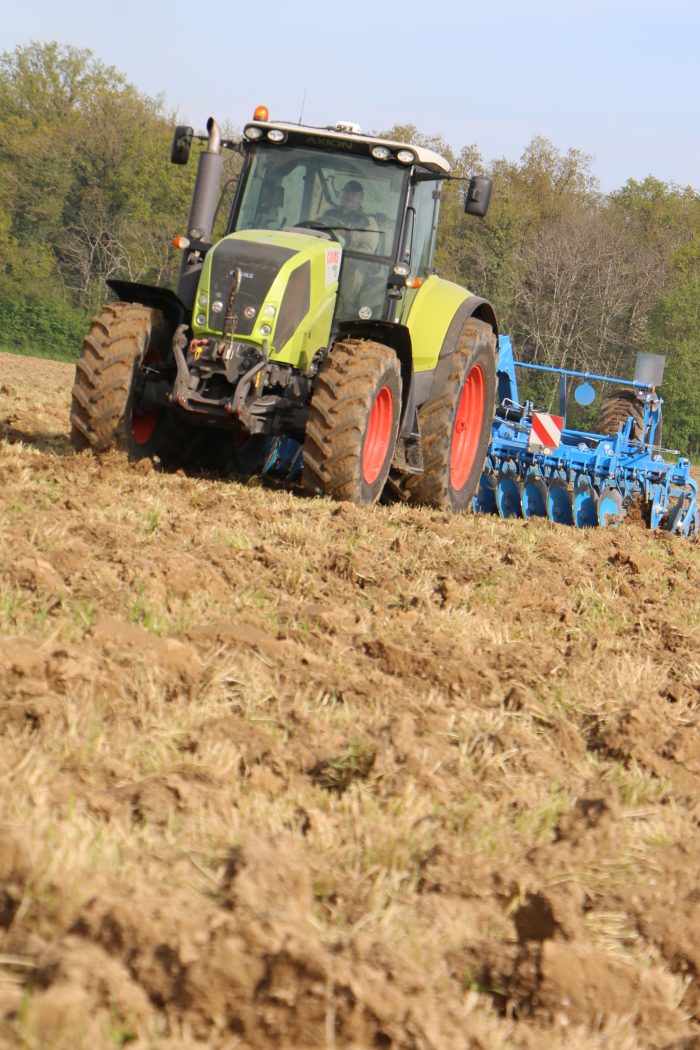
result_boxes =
[1,350,700,1050]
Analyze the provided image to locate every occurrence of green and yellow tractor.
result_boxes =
[70,109,498,509]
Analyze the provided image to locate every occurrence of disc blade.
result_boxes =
[472,473,497,515]
[573,486,599,529]
[496,473,523,519]
[648,483,666,531]
[546,479,573,526]
[521,474,547,519]
[598,486,626,527]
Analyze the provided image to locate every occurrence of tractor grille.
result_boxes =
[208,239,295,336]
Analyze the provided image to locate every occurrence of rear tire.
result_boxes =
[405,317,497,511]
[302,339,401,505]
[70,302,169,453]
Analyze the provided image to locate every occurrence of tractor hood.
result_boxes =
[193,230,341,367]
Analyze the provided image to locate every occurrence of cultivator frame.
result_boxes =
[474,337,698,537]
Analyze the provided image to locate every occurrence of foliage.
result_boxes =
[645,278,700,452]
[2,41,700,445]
[0,296,89,360]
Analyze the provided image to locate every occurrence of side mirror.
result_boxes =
[171,125,194,165]
[464,175,492,217]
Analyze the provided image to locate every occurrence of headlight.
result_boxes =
[263,304,276,318]
[260,324,272,336]
[396,149,415,164]
[211,300,224,313]
[196,313,206,326]
[197,292,208,307]
[372,146,391,160]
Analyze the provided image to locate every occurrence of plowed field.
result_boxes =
[1,350,700,1050]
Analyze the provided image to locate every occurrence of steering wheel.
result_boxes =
[294,220,342,243]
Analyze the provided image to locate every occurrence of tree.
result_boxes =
[644,279,700,452]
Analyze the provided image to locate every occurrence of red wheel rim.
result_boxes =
[131,409,158,445]
[362,386,393,485]
[131,342,161,446]
[450,364,485,491]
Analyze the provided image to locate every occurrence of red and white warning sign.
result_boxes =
[528,413,564,452]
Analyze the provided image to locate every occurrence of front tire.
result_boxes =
[302,339,401,505]
[405,317,497,511]
[70,302,169,454]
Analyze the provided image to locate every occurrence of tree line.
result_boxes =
[2,42,700,450]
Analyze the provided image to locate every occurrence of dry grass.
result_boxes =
[1,351,700,1049]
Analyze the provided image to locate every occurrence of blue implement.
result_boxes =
[478,337,698,537]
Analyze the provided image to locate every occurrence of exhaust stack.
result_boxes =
[186,118,224,242]
[177,118,225,307]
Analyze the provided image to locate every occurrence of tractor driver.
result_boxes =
[321,180,379,254]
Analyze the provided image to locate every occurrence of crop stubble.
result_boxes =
[1,351,700,1049]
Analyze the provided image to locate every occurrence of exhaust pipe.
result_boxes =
[177,118,225,307]
[186,117,224,242]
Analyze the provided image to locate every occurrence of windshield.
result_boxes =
[231,144,407,323]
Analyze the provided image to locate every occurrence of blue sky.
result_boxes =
[2,0,699,192]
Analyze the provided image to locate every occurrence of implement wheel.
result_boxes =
[302,339,401,504]
[405,317,496,511]
[70,302,169,453]
[596,390,648,442]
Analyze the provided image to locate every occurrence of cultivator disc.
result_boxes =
[573,483,598,529]
[598,486,627,527]
[547,479,573,526]
[521,473,547,519]
[473,474,497,514]
[496,473,522,519]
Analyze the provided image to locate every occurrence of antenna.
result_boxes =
[298,88,307,125]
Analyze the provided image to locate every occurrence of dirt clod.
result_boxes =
[2,350,700,1049]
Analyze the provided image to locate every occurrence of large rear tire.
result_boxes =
[70,302,169,454]
[405,317,497,511]
[302,339,401,505]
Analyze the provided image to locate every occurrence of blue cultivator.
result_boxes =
[474,337,698,537]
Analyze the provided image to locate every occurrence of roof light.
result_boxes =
[245,126,263,140]
[396,150,415,164]
[371,146,391,160]
[267,129,285,142]
[254,105,269,121]
[334,120,360,133]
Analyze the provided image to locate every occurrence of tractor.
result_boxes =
[69,108,498,509]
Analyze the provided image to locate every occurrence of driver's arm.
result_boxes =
[354,214,379,254]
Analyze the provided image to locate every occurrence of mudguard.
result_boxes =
[106,280,189,334]
[403,275,497,405]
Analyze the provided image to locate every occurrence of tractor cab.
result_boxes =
[173,114,491,335]
[228,118,450,327]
